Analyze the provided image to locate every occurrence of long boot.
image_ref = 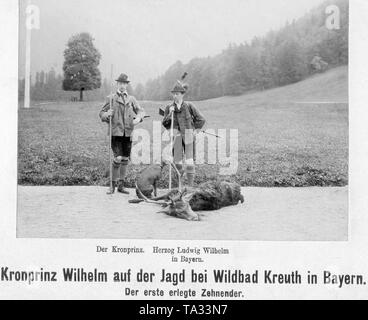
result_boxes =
[107,161,120,194]
[118,164,129,194]
[185,164,196,187]
[118,180,130,194]
[107,181,117,194]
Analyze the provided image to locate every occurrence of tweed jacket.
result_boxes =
[162,101,206,139]
[99,91,145,137]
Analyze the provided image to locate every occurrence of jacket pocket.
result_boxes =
[126,106,137,128]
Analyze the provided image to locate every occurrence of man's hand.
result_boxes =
[132,117,142,126]
[169,106,175,114]
[105,109,114,118]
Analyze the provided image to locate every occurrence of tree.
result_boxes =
[35,72,41,88]
[133,0,349,101]
[255,42,274,90]
[62,33,102,101]
[198,59,219,99]
[274,38,308,86]
[39,71,45,87]
[18,79,25,101]
[134,83,145,100]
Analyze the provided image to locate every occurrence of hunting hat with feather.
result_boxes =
[171,72,189,93]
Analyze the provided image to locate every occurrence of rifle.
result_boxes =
[158,107,222,139]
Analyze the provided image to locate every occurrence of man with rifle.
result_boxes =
[161,73,206,187]
[99,73,146,194]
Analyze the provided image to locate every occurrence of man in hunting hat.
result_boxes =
[99,73,146,194]
[162,75,206,187]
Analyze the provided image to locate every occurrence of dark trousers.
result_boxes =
[173,134,196,164]
[111,136,132,182]
[112,136,132,159]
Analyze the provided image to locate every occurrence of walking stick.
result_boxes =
[108,65,114,194]
[169,110,174,191]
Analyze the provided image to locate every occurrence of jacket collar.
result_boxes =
[173,101,186,112]
[117,89,128,97]
[115,91,129,104]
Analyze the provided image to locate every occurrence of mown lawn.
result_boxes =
[18,67,348,187]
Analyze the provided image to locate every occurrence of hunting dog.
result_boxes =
[135,162,168,199]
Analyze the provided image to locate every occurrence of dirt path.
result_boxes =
[17,186,348,241]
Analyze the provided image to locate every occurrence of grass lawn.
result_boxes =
[18,67,348,187]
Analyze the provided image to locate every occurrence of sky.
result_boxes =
[19,0,326,85]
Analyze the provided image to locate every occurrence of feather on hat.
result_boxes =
[171,72,189,93]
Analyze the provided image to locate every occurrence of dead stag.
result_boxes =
[129,161,245,221]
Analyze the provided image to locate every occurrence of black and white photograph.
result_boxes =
[16,0,349,241]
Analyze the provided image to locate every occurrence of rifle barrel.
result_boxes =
[158,106,221,138]
[201,131,222,139]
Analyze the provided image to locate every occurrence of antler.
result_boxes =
[167,160,183,193]
[130,160,184,206]
[135,183,170,206]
